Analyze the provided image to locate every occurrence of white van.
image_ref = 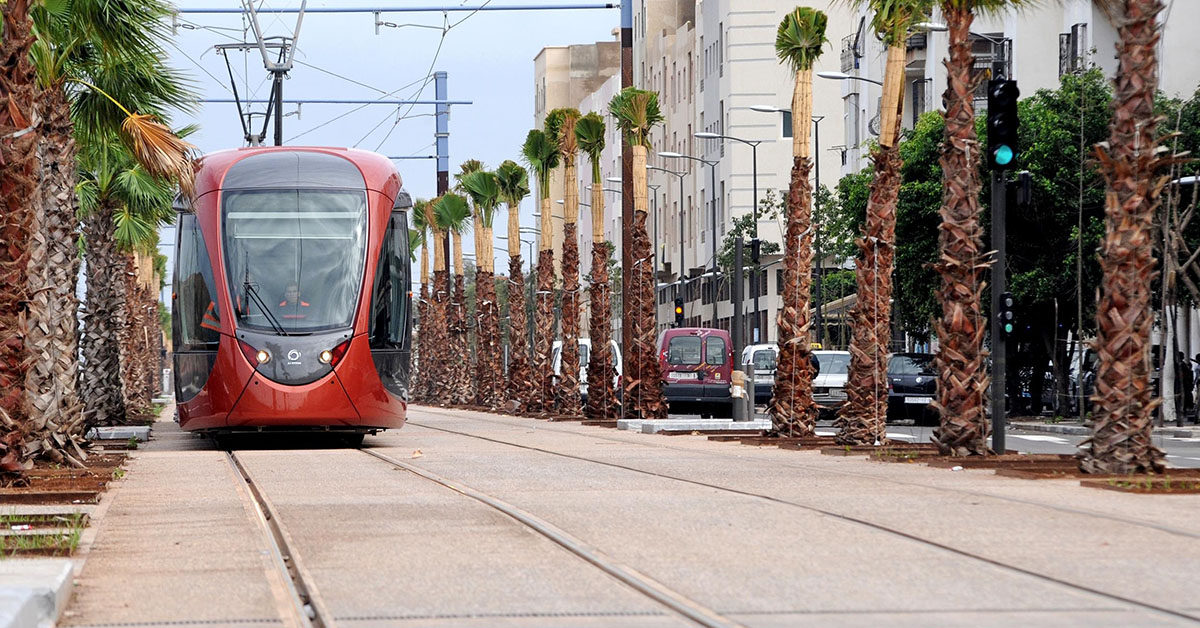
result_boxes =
[551,339,623,401]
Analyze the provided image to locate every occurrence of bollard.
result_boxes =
[731,369,747,421]
[742,361,756,421]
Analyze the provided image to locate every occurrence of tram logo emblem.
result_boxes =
[287,349,302,362]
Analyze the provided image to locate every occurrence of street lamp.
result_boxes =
[816,70,883,86]
[751,105,827,346]
[660,151,719,329]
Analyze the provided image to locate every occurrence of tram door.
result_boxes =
[368,190,414,399]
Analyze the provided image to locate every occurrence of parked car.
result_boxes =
[813,350,851,419]
[551,338,622,402]
[887,352,938,425]
[740,343,777,405]
[658,327,733,417]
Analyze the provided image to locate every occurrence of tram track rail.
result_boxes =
[225,448,329,628]
[401,414,1200,625]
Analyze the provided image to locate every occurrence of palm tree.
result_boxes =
[496,160,532,410]
[411,199,431,403]
[0,0,40,483]
[770,7,828,438]
[522,129,561,413]
[442,191,474,406]
[450,160,483,405]
[931,0,1033,456]
[835,0,932,446]
[76,129,176,426]
[609,87,668,421]
[1080,0,1168,474]
[461,169,504,410]
[425,196,451,403]
[576,112,619,420]
[548,108,584,416]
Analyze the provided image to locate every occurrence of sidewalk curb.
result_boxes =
[0,559,74,628]
[1010,421,1200,438]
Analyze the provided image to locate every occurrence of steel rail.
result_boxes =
[225,449,329,628]
[402,414,1200,625]
[357,447,744,628]
[412,408,1200,540]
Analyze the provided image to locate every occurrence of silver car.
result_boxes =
[813,350,850,418]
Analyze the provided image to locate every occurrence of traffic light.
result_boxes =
[750,238,761,264]
[987,79,1020,170]
[998,291,1015,338]
[674,297,684,328]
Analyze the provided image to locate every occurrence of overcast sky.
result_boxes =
[162,0,619,297]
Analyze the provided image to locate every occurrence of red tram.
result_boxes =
[172,147,412,439]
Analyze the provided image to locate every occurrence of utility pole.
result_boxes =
[620,0,633,417]
[733,238,744,360]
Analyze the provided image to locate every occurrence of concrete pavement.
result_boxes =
[61,406,1200,628]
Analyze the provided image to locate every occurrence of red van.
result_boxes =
[658,327,734,417]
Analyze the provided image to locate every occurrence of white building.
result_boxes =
[837,0,1200,175]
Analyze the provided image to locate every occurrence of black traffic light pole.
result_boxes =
[987,78,1018,455]
[990,170,1007,455]
[733,238,744,360]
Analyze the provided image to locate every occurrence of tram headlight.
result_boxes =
[255,349,271,364]
[319,349,334,364]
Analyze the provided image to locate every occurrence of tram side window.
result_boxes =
[369,211,411,350]
[174,214,222,351]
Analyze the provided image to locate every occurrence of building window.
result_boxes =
[845,92,860,147]
[782,110,793,139]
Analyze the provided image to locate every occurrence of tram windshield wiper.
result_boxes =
[242,278,289,337]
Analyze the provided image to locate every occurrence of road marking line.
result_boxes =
[1010,435,1071,444]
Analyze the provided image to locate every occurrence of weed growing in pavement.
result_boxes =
[112,468,125,480]
[1105,476,1200,491]
[127,437,139,450]
[1,513,87,557]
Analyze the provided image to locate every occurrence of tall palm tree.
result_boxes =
[577,112,619,420]
[0,0,40,483]
[548,108,584,416]
[461,169,504,410]
[496,160,532,410]
[522,129,560,413]
[770,7,828,438]
[450,160,483,405]
[609,87,668,421]
[931,0,1033,456]
[442,191,474,406]
[835,0,931,446]
[411,199,431,403]
[426,196,451,403]
[76,128,175,426]
[1080,0,1168,474]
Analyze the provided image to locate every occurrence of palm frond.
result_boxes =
[408,229,423,263]
[841,0,934,45]
[495,160,530,207]
[547,108,581,158]
[121,113,196,195]
[776,7,829,72]
[113,203,159,252]
[460,170,501,228]
[608,87,664,149]
[412,198,430,233]
[434,192,472,234]
[454,159,485,192]
[522,129,560,196]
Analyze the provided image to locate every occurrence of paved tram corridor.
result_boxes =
[63,405,1200,628]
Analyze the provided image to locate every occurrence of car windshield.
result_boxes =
[667,336,702,365]
[223,188,367,333]
[753,349,776,371]
[817,353,850,375]
[890,355,936,376]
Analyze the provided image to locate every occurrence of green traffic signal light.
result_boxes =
[993,145,1015,166]
[1004,322,1014,334]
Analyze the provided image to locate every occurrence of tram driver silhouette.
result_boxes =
[277,282,310,321]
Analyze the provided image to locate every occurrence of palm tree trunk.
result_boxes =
[506,253,532,409]
[558,161,583,415]
[1080,0,1167,474]
[474,226,501,409]
[932,5,991,456]
[448,231,474,406]
[586,181,618,420]
[771,68,818,437]
[0,0,37,483]
[26,82,86,466]
[623,145,668,420]
[836,144,901,445]
[530,193,557,414]
[80,202,128,427]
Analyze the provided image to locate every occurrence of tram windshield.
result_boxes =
[223,188,367,333]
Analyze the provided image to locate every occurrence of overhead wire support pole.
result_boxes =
[239,0,308,145]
